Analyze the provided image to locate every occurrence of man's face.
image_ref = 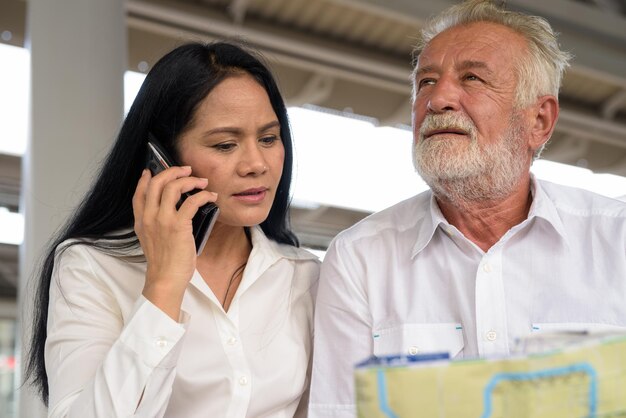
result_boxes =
[412,22,534,200]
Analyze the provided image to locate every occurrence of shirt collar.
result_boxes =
[526,174,568,240]
[188,226,317,305]
[411,190,447,258]
[249,225,318,263]
[410,174,567,258]
[233,226,317,297]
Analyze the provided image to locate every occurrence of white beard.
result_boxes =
[413,112,529,204]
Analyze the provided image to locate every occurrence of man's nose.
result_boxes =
[237,144,268,176]
[426,77,460,113]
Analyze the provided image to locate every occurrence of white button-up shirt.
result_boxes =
[309,178,626,417]
[45,226,320,418]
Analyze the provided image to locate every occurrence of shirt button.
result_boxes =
[239,376,249,386]
[482,263,492,273]
[227,337,237,346]
[486,330,497,341]
[155,337,168,348]
[408,346,419,355]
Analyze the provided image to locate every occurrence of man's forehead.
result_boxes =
[415,22,527,72]
[415,60,494,76]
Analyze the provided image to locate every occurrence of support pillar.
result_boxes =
[18,0,126,416]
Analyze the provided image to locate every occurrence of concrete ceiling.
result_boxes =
[3,0,625,169]
[122,0,626,174]
[1,0,625,294]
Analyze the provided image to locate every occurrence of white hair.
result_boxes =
[413,0,572,109]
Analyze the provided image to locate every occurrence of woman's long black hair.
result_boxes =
[25,41,299,404]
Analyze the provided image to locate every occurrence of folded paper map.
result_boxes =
[355,333,626,417]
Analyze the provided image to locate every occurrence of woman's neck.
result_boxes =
[195,223,253,311]
[200,223,252,263]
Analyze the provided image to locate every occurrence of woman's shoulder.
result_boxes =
[55,230,142,259]
[270,243,321,290]
[53,232,145,279]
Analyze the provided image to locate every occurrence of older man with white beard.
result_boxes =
[309,1,626,416]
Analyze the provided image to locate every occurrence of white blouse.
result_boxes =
[45,226,320,418]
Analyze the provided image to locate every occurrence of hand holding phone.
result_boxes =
[146,134,219,255]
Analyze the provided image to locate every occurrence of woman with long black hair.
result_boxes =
[26,41,319,417]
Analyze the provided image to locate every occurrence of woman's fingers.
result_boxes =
[159,176,209,214]
[132,169,151,233]
[176,190,218,220]
[133,165,218,236]
[131,166,217,319]
[144,165,192,217]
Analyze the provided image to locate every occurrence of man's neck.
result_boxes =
[435,177,532,252]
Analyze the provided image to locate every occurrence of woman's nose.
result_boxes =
[237,145,268,176]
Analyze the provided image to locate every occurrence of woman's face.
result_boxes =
[177,73,285,228]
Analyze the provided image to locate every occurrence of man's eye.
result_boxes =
[464,74,482,82]
[418,78,436,89]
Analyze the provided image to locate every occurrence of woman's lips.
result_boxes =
[233,188,268,203]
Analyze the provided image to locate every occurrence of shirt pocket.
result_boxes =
[531,322,626,334]
[372,323,464,358]
[524,322,626,353]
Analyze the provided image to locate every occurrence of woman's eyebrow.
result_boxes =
[258,120,280,133]
[202,120,280,137]
[203,127,242,136]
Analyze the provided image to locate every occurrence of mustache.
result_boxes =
[418,113,477,139]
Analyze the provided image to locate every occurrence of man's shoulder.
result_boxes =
[539,179,626,218]
[332,190,432,246]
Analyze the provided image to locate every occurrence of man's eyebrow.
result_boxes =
[415,65,438,78]
[456,60,493,74]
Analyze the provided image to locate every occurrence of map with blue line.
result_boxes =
[355,334,626,418]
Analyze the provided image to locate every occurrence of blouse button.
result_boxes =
[155,337,168,348]
[239,376,249,386]
[408,346,419,355]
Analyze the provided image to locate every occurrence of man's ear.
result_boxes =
[528,95,559,152]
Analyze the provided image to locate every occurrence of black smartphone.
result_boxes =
[146,133,220,255]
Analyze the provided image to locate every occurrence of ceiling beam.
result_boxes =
[345,0,626,43]
[603,89,626,120]
[506,0,625,43]
[326,0,626,88]
[589,0,623,13]
[127,0,410,86]
[286,74,335,107]
[227,0,250,25]
[558,108,626,149]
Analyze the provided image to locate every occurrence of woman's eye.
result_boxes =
[259,135,279,145]
[464,74,482,82]
[214,142,236,152]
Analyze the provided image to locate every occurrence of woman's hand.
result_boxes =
[132,166,217,320]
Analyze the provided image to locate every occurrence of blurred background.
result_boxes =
[1,0,625,416]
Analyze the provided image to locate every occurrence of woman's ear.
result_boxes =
[528,95,559,153]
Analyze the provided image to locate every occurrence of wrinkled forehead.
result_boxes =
[415,22,529,71]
